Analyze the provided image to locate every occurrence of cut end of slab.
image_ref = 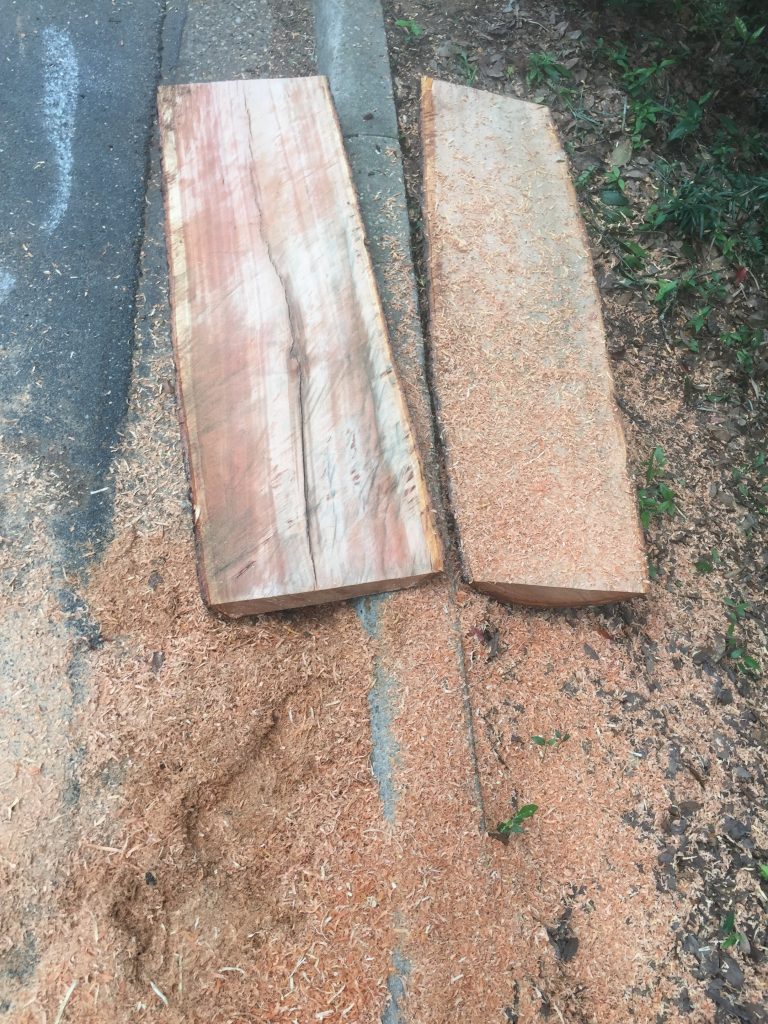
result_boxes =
[215,570,441,618]
[471,578,649,610]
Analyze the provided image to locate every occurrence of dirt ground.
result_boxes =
[384,0,767,1020]
[1,1,766,1023]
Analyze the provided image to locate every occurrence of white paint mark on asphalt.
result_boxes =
[0,269,16,306]
[41,27,78,235]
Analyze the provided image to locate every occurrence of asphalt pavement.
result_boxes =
[0,0,166,556]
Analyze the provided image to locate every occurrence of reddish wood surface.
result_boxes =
[159,78,442,615]
[421,77,647,607]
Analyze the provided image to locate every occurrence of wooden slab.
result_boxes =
[421,78,647,607]
[158,78,442,615]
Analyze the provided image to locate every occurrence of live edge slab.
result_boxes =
[421,78,647,608]
[158,78,442,615]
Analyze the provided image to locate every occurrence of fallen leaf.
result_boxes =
[436,41,460,58]
[609,138,633,168]
[480,52,507,78]
[601,188,629,207]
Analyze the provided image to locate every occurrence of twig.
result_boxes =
[53,980,77,1024]
[150,980,169,1007]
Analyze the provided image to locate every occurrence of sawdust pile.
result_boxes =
[8,298,765,1022]
[5,10,767,1020]
[24,524,400,1024]
[8,245,403,1020]
[0,444,79,1003]
[387,583,678,1024]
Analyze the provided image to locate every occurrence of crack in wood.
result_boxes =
[245,101,317,585]
[159,79,441,613]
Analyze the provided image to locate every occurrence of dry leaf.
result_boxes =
[609,138,633,168]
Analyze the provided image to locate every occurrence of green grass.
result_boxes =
[694,548,721,573]
[645,166,768,268]
[522,0,766,677]
[457,50,477,85]
[564,1,768,399]
[638,447,678,529]
[728,451,768,515]
[525,51,572,89]
[724,597,762,676]
[721,326,765,376]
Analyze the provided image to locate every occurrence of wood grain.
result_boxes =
[421,78,647,607]
[158,78,442,615]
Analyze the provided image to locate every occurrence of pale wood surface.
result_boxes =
[421,78,647,607]
[158,77,442,615]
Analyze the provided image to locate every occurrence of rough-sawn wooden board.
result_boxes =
[421,78,647,607]
[159,77,442,615]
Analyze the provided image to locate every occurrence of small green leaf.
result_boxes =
[723,910,736,934]
[574,165,597,190]
[688,307,712,334]
[759,863,768,881]
[497,803,539,837]
[622,241,648,260]
[395,18,424,37]
[722,932,740,949]
[739,655,761,675]
[656,280,678,304]
[601,188,629,207]
[696,548,720,572]
[646,447,666,483]
[533,731,569,748]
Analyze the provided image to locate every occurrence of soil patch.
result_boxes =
[383,1,767,1020]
